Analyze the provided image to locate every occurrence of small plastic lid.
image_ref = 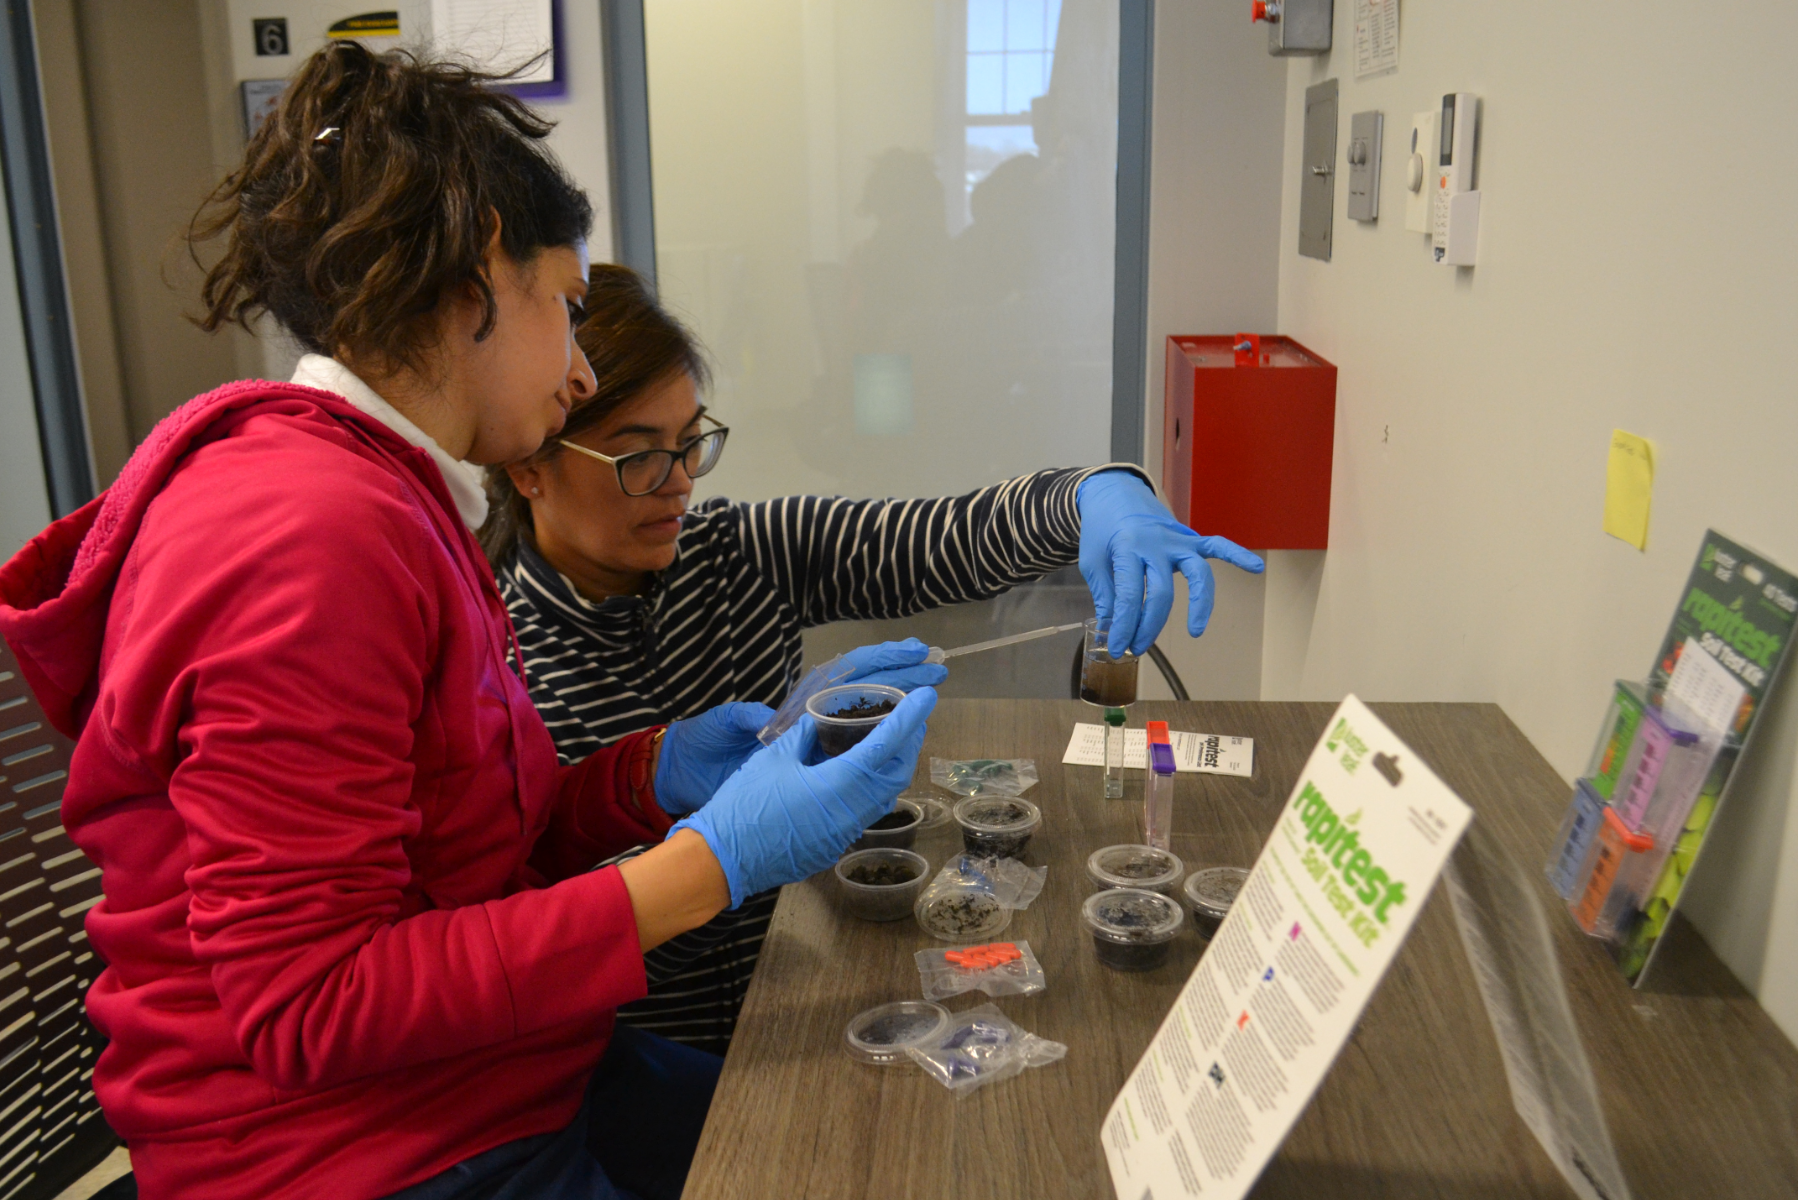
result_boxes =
[835,848,930,891]
[862,798,923,835]
[1146,720,1171,744]
[806,683,907,725]
[1149,742,1177,775]
[1088,844,1185,892]
[902,794,953,829]
[1104,707,1127,726]
[1601,807,1655,852]
[953,796,1042,834]
[843,1000,950,1064]
[1184,867,1249,918]
[1082,888,1184,944]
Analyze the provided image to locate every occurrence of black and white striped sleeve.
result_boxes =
[729,464,1152,628]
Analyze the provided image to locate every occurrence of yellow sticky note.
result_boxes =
[1603,429,1654,550]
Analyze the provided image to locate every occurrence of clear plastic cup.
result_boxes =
[1087,844,1185,895]
[834,848,930,921]
[843,1000,950,1064]
[1183,867,1248,940]
[853,799,923,850]
[953,796,1042,859]
[806,683,907,757]
[1082,887,1184,971]
[915,879,1014,944]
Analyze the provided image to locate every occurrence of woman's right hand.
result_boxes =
[670,687,936,907]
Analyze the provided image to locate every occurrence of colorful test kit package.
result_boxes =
[1102,696,1471,1199]
[1545,531,1796,983]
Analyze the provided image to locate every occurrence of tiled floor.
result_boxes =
[51,1147,130,1200]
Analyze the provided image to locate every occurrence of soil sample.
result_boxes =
[1087,844,1184,894]
[1082,888,1183,971]
[807,683,906,757]
[854,800,922,850]
[954,797,1042,859]
[916,891,1011,943]
[1183,867,1248,940]
[1080,654,1140,707]
[835,848,929,921]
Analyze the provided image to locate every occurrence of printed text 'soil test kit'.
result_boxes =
[1101,696,1472,1199]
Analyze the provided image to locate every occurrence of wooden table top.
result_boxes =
[681,700,1796,1200]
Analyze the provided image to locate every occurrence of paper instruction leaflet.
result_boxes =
[1101,696,1471,1199]
[1063,724,1254,778]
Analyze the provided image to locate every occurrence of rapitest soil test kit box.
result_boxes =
[1102,695,1471,1200]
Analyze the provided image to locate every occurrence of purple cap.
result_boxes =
[1150,742,1177,775]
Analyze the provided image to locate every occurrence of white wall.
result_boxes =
[1134,0,1286,700]
[0,181,53,559]
[1264,1,1796,1036]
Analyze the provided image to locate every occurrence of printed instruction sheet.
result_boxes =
[1062,724,1254,778]
[1101,696,1472,1200]
[1353,0,1400,77]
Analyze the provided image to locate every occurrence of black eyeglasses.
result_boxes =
[558,414,730,497]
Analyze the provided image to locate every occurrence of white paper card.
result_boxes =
[1354,0,1400,78]
[430,0,555,82]
[1664,636,1746,738]
[1062,724,1254,778]
[1102,696,1472,1200]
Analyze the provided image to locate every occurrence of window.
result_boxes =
[964,0,1062,199]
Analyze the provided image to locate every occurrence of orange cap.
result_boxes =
[1147,720,1171,745]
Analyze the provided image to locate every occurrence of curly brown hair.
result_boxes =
[188,41,592,375]
[479,263,710,562]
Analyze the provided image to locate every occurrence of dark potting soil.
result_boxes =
[868,810,917,831]
[845,860,920,887]
[1090,894,1176,970]
[1093,936,1172,971]
[920,893,1004,939]
[1080,657,1138,707]
[1108,856,1174,880]
[962,830,1032,859]
[828,699,896,720]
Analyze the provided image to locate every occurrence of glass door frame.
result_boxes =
[599,0,1154,467]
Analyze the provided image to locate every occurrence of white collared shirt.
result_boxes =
[289,354,489,530]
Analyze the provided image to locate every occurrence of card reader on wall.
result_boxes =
[1432,93,1481,265]
[1251,0,1331,56]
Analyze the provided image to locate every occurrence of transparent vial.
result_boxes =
[1104,707,1126,799]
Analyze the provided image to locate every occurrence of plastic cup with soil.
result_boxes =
[953,797,1042,859]
[834,848,930,921]
[853,799,923,850]
[915,885,1014,944]
[1183,867,1248,940]
[806,683,907,757]
[843,1000,950,1065]
[1080,617,1140,707]
[1082,887,1185,971]
[1087,844,1185,895]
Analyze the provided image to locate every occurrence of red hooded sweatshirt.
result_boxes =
[0,381,674,1199]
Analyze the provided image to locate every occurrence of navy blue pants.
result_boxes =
[383,1024,723,1200]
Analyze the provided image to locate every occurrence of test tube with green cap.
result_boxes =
[1103,707,1126,799]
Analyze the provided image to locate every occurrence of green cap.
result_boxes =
[1104,707,1126,727]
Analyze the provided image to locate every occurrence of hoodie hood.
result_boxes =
[0,379,455,738]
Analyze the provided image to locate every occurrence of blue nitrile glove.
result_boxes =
[672,687,937,907]
[653,702,777,816]
[835,638,949,692]
[1077,470,1265,657]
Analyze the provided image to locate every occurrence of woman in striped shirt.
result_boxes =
[479,266,1261,1054]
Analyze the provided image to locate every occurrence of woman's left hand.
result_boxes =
[1077,470,1265,657]
[654,702,776,815]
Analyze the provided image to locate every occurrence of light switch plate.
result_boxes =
[1299,79,1338,260]
[1404,109,1435,233]
[1346,110,1382,221]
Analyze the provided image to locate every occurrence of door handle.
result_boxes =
[1311,164,1332,176]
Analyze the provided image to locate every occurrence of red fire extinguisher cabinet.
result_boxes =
[1161,334,1336,550]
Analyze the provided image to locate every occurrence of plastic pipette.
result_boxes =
[923,622,1085,665]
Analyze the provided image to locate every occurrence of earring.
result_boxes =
[531,487,541,496]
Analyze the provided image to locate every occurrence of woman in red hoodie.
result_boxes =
[0,43,934,1200]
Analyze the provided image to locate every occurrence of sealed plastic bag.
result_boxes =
[915,940,1046,1000]
[904,1003,1066,1096]
[929,758,1038,798]
[914,855,1047,943]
